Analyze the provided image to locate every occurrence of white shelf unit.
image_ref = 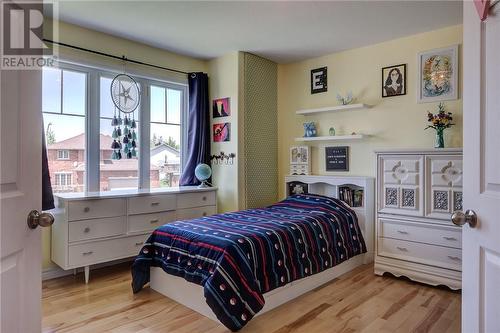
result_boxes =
[295,134,365,142]
[296,103,371,115]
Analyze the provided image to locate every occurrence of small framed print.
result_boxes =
[213,122,230,142]
[325,146,349,171]
[212,97,230,118]
[382,64,406,98]
[290,146,310,165]
[311,67,328,94]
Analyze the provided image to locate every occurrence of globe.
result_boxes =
[195,163,212,188]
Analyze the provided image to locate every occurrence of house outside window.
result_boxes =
[57,150,70,160]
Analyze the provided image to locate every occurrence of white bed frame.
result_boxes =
[150,175,375,322]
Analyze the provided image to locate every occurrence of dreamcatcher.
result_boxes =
[110,73,140,159]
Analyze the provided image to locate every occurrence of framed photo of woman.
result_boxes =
[382,64,406,98]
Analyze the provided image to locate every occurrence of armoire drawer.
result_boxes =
[128,211,177,233]
[127,194,176,215]
[68,235,148,267]
[378,238,462,271]
[67,198,126,221]
[177,191,216,209]
[176,205,216,220]
[378,218,461,249]
[68,216,126,243]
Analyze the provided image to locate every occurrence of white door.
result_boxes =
[0,54,45,333]
[461,1,500,332]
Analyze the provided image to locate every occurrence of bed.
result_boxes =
[132,176,374,331]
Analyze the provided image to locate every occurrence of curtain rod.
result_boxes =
[43,39,189,76]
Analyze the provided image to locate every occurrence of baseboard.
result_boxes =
[42,257,134,281]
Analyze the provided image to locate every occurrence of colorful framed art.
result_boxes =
[417,45,459,103]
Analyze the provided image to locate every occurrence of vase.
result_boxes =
[435,128,445,148]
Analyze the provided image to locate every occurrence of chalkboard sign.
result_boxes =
[325,146,349,171]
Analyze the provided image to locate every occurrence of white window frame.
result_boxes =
[45,60,188,192]
[57,150,69,160]
[54,172,72,186]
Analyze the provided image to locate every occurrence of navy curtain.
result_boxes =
[42,120,55,210]
[179,72,210,186]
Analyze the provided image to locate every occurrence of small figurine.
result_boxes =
[329,127,336,136]
[336,91,354,105]
[303,122,317,137]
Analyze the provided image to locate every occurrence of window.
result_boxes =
[54,172,72,187]
[57,150,69,160]
[150,85,182,188]
[43,67,87,193]
[43,62,187,194]
[99,76,140,191]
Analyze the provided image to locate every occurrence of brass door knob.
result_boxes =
[27,210,55,229]
[451,210,477,228]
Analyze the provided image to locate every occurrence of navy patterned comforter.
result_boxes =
[131,194,366,331]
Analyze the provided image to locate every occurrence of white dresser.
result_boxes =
[374,148,463,290]
[51,187,217,283]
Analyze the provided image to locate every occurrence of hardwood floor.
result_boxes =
[42,263,461,333]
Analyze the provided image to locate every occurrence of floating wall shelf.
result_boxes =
[296,103,371,115]
[295,134,365,142]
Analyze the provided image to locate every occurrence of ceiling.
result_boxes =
[49,1,462,64]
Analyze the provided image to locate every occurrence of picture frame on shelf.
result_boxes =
[310,67,328,94]
[290,146,311,175]
[288,182,309,196]
[417,45,459,103]
[382,64,406,98]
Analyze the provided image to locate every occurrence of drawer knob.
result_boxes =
[82,251,93,256]
[396,246,408,252]
[397,230,408,235]
[151,202,160,206]
[202,196,207,201]
[447,255,461,261]
[84,227,90,233]
[135,242,143,246]
[150,219,159,224]
[202,212,207,216]
[83,207,90,212]
[443,236,457,241]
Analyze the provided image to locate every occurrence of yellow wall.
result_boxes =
[277,25,463,198]
[208,52,242,213]
[42,20,207,271]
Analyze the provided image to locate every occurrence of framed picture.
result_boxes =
[417,45,459,103]
[288,182,309,196]
[213,122,230,142]
[290,146,310,165]
[310,67,327,94]
[382,64,406,98]
[213,97,230,118]
[325,146,349,171]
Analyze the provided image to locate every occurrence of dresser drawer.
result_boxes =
[378,238,462,271]
[68,199,125,221]
[128,211,176,233]
[127,195,176,215]
[176,205,216,220]
[177,191,216,209]
[69,216,126,243]
[379,218,461,249]
[68,235,148,267]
